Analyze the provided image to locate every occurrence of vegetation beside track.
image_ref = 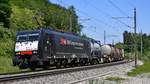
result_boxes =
[0,56,21,74]
[0,56,30,74]
[105,76,125,82]
[127,61,150,76]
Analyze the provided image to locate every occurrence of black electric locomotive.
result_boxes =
[13,28,91,70]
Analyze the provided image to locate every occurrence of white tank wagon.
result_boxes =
[101,45,111,55]
[101,44,114,62]
[101,44,124,62]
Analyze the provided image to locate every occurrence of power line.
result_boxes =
[57,0,119,31]
[76,9,120,31]
[83,0,111,18]
[127,0,136,8]
[83,0,132,29]
[108,0,129,17]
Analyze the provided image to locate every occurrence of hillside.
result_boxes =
[0,0,82,57]
[0,0,82,73]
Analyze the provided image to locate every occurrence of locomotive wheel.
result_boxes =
[80,59,86,66]
[91,59,97,65]
[19,64,26,69]
[56,62,61,68]
[90,60,94,65]
[18,59,28,69]
[30,62,36,71]
[43,61,49,70]
[70,60,76,67]
[30,66,35,71]
[62,59,68,68]
[96,59,99,64]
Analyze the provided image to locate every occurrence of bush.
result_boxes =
[0,39,14,58]
[0,26,15,57]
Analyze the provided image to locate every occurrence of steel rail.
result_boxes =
[0,60,130,82]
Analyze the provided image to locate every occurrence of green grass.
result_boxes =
[0,56,26,74]
[105,76,125,82]
[128,61,150,76]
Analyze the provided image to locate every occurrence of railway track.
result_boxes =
[0,60,130,82]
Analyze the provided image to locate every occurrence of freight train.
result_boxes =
[13,28,124,70]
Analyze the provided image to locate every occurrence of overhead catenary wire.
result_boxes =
[107,0,133,29]
[57,0,133,30]
[108,0,129,17]
[83,0,132,29]
[56,0,120,31]
[127,0,136,8]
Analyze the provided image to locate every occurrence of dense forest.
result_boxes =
[123,31,150,60]
[0,0,83,58]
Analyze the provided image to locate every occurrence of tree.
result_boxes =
[10,0,82,34]
[0,0,12,28]
[10,6,44,31]
[68,6,83,33]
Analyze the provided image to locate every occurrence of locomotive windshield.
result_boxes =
[17,35,27,42]
[16,33,39,42]
[28,34,39,41]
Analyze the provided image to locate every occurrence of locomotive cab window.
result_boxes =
[16,33,39,42]
[28,33,39,41]
[16,35,27,42]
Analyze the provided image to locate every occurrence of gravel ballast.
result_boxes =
[0,61,145,84]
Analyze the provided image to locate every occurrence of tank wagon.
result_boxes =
[13,28,124,70]
[101,44,124,62]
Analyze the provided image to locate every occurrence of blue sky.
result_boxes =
[50,0,150,44]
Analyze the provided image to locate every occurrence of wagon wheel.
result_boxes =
[100,58,104,63]
[56,62,61,68]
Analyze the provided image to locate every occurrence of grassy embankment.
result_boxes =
[128,61,150,76]
[0,56,21,74]
[124,51,150,76]
[0,38,29,74]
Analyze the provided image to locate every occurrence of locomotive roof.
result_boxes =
[44,29,84,40]
[17,30,40,35]
[16,28,88,41]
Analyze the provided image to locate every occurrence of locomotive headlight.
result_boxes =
[16,52,20,55]
[33,51,38,54]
